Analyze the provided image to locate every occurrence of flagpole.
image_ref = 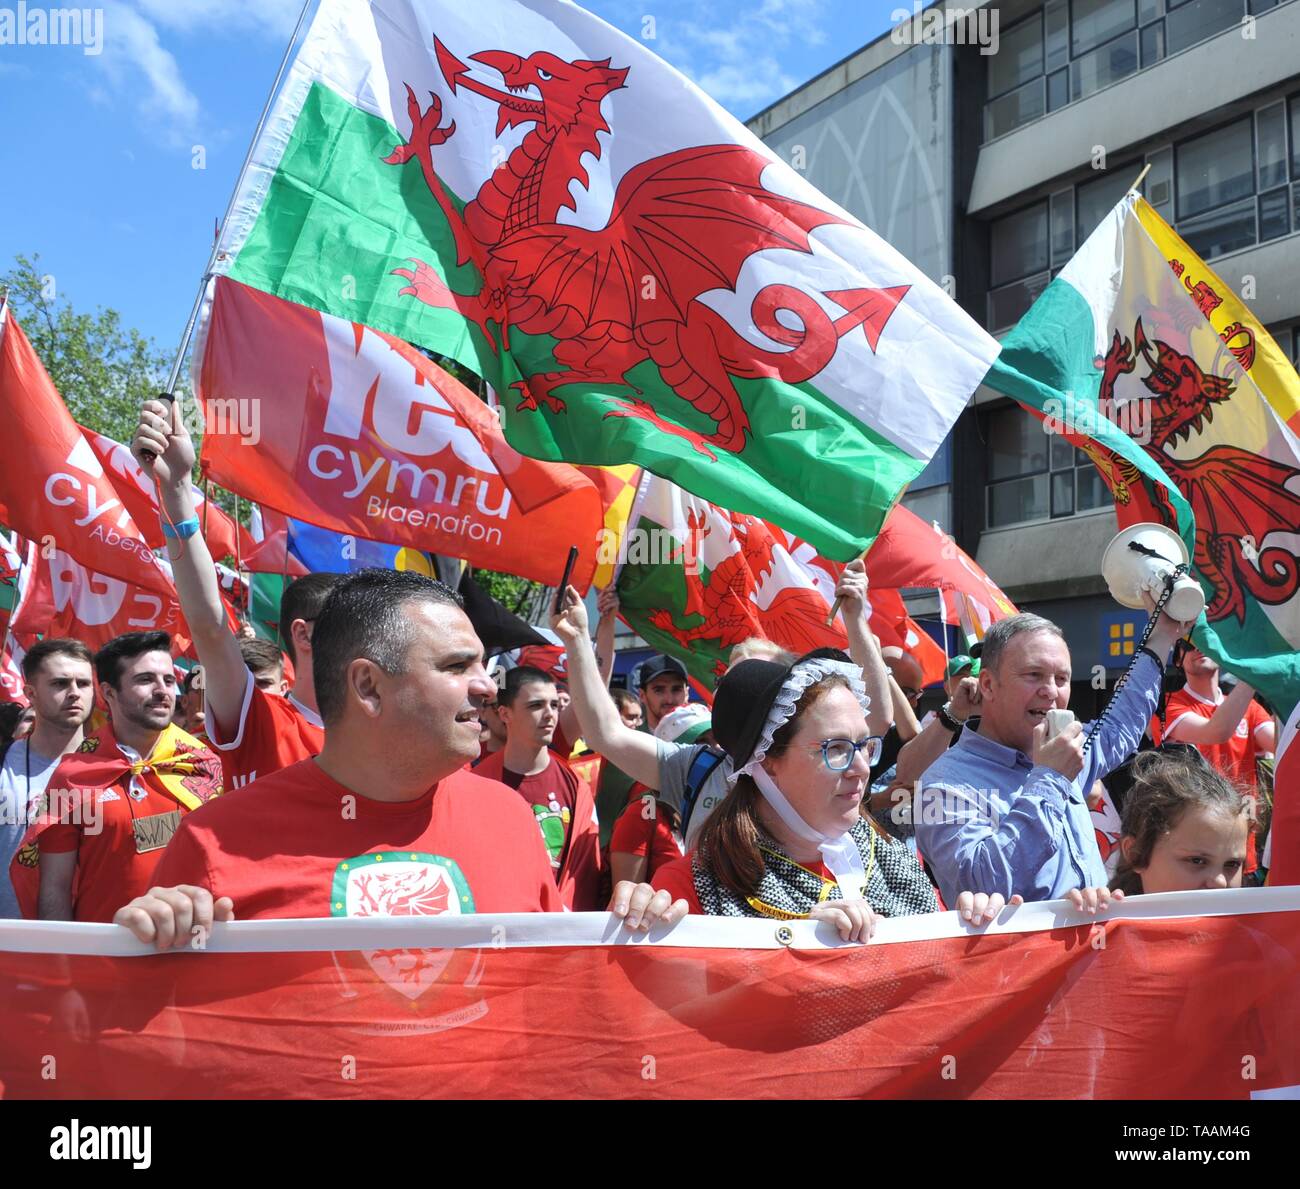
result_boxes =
[160,0,316,399]
[1128,162,1153,195]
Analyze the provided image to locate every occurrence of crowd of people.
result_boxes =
[0,395,1279,951]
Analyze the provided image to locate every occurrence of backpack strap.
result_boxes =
[679,746,726,840]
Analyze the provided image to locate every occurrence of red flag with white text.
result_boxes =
[193,278,605,590]
[0,304,174,597]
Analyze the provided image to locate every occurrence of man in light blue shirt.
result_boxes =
[915,609,1188,904]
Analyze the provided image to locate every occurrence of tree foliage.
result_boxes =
[1,253,175,447]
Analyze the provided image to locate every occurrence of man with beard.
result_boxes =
[0,639,95,918]
[474,666,602,909]
[32,632,223,922]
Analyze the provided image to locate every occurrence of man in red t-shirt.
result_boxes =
[1152,647,1277,871]
[33,632,222,922]
[132,399,342,790]
[474,666,602,910]
[114,570,684,946]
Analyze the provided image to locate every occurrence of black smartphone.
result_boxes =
[553,546,579,615]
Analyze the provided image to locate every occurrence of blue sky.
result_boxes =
[0,0,902,359]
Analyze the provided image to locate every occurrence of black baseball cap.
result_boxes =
[639,653,688,687]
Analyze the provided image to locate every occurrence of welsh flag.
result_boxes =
[614,475,1012,688]
[209,0,999,561]
[987,194,1300,719]
[3,891,1300,1099]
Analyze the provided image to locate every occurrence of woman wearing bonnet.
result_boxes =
[651,649,1020,941]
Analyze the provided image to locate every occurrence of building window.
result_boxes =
[983,0,1271,142]
[984,407,1113,529]
[987,202,1052,332]
[1171,107,1300,259]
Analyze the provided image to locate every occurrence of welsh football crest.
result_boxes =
[330,852,479,1010]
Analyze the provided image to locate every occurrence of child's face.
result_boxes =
[1128,806,1249,894]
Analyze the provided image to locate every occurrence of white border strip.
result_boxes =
[2,887,1297,958]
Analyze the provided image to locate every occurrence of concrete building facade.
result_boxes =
[749,0,1300,706]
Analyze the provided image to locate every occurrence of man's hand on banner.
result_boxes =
[114,884,235,950]
[956,890,1022,924]
[131,396,194,487]
[609,881,689,932]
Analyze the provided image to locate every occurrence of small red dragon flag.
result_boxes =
[987,193,1300,721]
[207,0,998,562]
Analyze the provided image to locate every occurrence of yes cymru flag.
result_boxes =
[9,544,189,656]
[194,277,604,590]
[79,426,257,566]
[0,302,174,598]
[2,890,1299,1099]
[986,193,1300,718]
[208,0,998,561]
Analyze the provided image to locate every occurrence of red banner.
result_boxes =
[194,278,605,590]
[80,427,256,566]
[10,547,190,656]
[0,305,173,597]
[1,891,1297,1099]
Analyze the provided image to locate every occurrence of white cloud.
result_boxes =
[696,60,799,109]
[97,2,201,138]
[131,0,303,39]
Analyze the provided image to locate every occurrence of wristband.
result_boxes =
[937,702,964,733]
[161,517,201,541]
[1137,645,1165,674]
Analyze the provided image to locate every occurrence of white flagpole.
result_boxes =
[160,0,316,399]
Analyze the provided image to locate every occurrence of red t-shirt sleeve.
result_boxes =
[36,823,78,854]
[650,853,702,914]
[150,815,217,896]
[609,800,654,858]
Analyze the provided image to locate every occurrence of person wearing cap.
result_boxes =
[607,705,713,885]
[553,560,893,854]
[637,653,690,732]
[648,649,1018,941]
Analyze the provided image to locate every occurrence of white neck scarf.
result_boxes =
[748,765,866,900]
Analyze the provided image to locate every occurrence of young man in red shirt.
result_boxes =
[474,666,602,910]
[132,398,342,789]
[32,632,223,922]
[1152,646,1277,873]
[113,570,684,945]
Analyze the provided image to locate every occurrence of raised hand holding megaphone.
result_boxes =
[1101,523,1205,625]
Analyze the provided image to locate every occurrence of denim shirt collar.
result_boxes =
[957,726,1034,772]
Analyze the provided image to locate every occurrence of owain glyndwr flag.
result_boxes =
[194,277,605,590]
[210,0,999,561]
[987,193,1300,720]
[1,890,1299,1099]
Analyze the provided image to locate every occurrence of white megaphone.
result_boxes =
[1101,523,1205,623]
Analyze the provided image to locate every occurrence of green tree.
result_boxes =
[1,253,174,446]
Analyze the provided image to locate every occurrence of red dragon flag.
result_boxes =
[0,302,175,598]
[207,0,999,562]
[986,193,1300,721]
[614,472,959,688]
[193,277,605,590]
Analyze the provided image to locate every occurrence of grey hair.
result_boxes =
[979,613,1066,674]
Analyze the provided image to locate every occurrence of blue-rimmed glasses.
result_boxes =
[811,736,883,771]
